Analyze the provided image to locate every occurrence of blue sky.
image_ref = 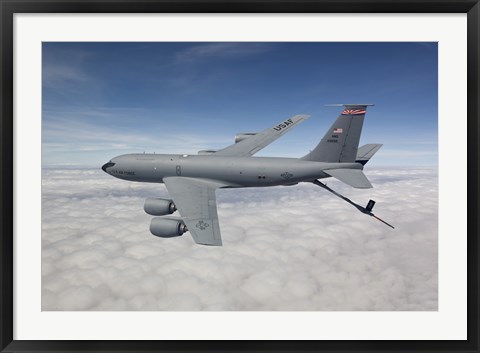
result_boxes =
[42,42,437,167]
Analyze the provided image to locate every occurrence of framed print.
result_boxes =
[1,1,479,352]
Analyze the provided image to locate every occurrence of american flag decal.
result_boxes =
[333,128,343,134]
[342,109,366,115]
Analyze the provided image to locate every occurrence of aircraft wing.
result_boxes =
[163,177,227,246]
[213,114,310,157]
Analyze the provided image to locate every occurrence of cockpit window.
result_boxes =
[101,162,115,172]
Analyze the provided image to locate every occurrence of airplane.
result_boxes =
[102,104,393,246]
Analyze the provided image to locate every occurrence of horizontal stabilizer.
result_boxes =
[324,168,372,189]
[356,144,382,165]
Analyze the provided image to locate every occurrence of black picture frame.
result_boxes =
[1,1,478,352]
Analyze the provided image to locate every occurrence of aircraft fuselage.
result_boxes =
[102,153,363,187]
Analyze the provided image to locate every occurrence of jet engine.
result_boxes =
[144,198,176,216]
[150,217,187,238]
[235,132,258,143]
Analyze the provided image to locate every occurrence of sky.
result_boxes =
[42,166,438,311]
[42,42,438,167]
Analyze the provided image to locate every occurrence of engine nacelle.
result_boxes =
[235,132,258,143]
[150,217,187,238]
[144,198,176,216]
[197,149,218,155]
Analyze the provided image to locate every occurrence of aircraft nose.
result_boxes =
[101,161,115,173]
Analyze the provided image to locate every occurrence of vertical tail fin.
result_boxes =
[302,104,373,163]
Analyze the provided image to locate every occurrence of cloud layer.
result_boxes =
[42,167,438,311]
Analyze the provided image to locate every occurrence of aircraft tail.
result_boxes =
[302,104,373,163]
[355,143,383,165]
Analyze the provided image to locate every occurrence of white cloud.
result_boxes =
[42,47,96,89]
[43,64,92,87]
[175,43,272,63]
[42,167,438,311]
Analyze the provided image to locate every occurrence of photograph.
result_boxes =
[41,41,438,311]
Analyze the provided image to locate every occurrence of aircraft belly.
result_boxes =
[127,156,328,186]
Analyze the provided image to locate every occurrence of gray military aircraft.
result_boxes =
[102,104,393,246]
